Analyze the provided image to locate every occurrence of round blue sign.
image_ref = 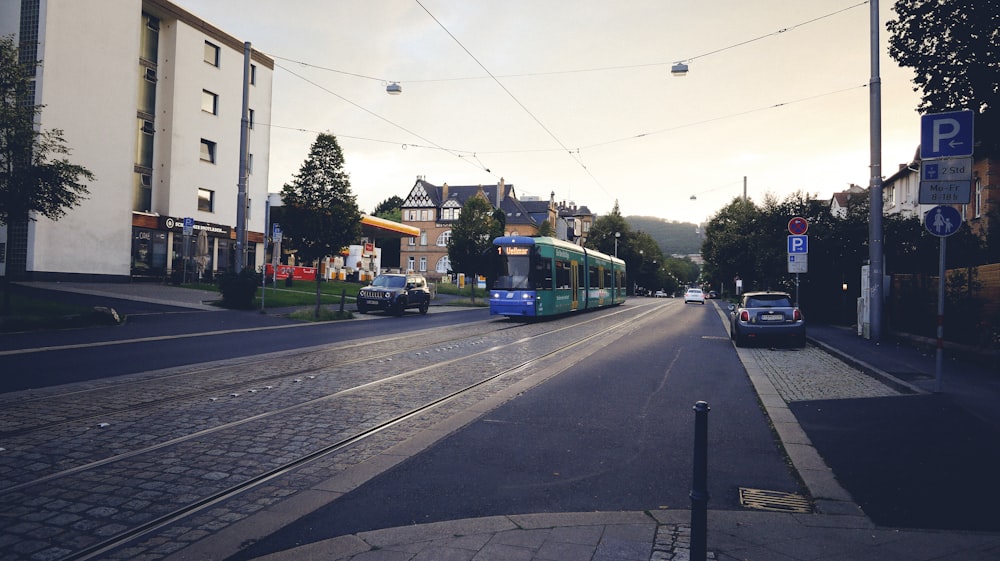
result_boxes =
[924,205,962,237]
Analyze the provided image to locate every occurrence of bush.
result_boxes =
[217,269,260,309]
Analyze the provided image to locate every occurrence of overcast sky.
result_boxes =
[173,0,923,225]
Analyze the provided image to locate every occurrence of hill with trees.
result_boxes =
[625,216,702,256]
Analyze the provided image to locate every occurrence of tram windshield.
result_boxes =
[493,245,551,290]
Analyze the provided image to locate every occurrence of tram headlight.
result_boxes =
[522,293,532,299]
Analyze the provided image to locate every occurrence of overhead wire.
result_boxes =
[264,0,872,189]
[413,0,613,198]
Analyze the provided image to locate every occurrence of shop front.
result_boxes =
[131,213,234,280]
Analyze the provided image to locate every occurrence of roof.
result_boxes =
[360,214,420,238]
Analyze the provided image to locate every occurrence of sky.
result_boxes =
[172,0,924,225]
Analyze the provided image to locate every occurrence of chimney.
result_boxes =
[442,182,448,201]
[497,178,505,205]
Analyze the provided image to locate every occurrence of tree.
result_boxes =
[1,35,94,311]
[279,133,361,317]
[372,195,403,222]
[372,195,404,268]
[887,0,1000,155]
[448,193,501,302]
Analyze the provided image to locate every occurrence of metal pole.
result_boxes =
[235,42,251,273]
[690,401,710,561]
[261,198,269,312]
[935,236,946,392]
[868,0,885,342]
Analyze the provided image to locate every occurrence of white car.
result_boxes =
[684,288,706,305]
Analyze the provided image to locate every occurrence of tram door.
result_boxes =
[570,261,579,310]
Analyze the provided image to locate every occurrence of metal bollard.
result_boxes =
[339,288,347,313]
[690,401,710,561]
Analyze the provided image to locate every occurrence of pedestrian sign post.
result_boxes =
[924,204,963,392]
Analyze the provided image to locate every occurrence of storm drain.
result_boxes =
[739,487,812,513]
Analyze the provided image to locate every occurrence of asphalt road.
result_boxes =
[1,286,491,392]
[228,300,800,560]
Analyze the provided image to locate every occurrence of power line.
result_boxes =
[264,1,869,84]
[413,0,613,198]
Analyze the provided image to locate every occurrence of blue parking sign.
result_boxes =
[787,235,808,254]
[920,110,974,159]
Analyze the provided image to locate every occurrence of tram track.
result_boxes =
[0,319,507,438]
[0,301,671,561]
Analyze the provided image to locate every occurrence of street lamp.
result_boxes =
[614,232,621,258]
[386,82,402,95]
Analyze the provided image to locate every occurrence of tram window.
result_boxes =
[589,266,598,288]
[532,256,552,290]
[555,260,571,289]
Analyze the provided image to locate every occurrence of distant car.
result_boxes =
[708,290,718,299]
[357,274,431,316]
[684,288,705,304]
[729,291,805,347]
[654,290,668,298]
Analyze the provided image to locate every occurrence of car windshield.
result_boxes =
[745,295,792,308]
[372,276,406,289]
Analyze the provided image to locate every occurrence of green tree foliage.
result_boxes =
[372,195,403,222]
[0,34,94,227]
[586,201,676,294]
[701,189,988,321]
[448,194,502,300]
[279,133,361,316]
[1,35,94,311]
[887,0,1000,155]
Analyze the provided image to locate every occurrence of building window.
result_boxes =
[204,41,220,66]
[419,257,427,272]
[248,153,254,174]
[202,90,218,115]
[250,63,257,85]
[408,236,415,246]
[249,108,255,129]
[407,256,415,272]
[420,232,427,246]
[436,231,451,247]
[198,188,215,212]
[200,139,216,163]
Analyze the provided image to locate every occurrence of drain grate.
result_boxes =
[739,487,812,513]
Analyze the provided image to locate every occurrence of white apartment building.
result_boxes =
[0,0,272,281]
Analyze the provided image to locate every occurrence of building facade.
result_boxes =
[0,0,273,281]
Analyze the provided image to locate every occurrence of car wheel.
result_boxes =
[357,306,367,314]
[419,300,429,315]
[734,329,747,347]
[393,299,406,316]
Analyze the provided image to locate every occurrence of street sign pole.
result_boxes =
[924,204,962,392]
[935,236,946,393]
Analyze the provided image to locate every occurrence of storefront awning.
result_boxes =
[360,214,420,238]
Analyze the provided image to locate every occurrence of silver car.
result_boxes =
[729,291,805,347]
[684,288,706,304]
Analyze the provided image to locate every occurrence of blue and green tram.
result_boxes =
[489,236,626,317]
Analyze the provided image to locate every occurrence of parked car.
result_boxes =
[708,290,718,299]
[357,274,431,315]
[654,290,668,298]
[684,288,705,304]
[729,291,805,347]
